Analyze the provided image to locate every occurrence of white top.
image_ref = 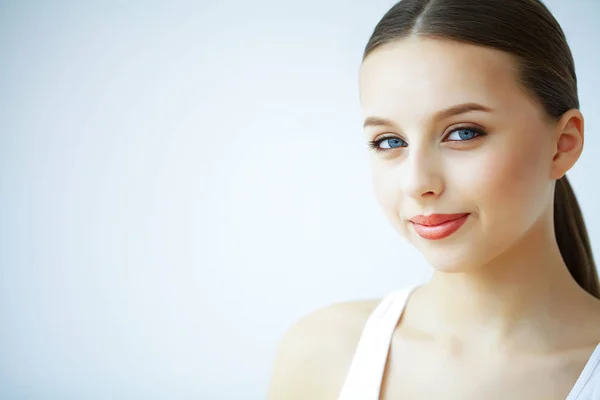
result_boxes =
[337,284,600,400]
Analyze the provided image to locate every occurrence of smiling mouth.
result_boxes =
[410,214,470,240]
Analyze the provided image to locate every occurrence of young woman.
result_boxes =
[268,0,600,398]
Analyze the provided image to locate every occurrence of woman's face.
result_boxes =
[358,37,557,272]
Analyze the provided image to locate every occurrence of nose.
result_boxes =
[401,147,444,200]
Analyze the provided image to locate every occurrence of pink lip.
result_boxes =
[409,213,470,240]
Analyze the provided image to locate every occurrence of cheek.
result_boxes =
[371,164,397,214]
[370,163,409,236]
[468,136,549,223]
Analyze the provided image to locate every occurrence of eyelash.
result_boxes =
[367,126,487,154]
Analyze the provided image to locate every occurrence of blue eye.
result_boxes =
[366,136,406,153]
[447,128,480,141]
[377,137,406,150]
[367,126,486,154]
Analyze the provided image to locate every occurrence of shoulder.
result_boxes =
[266,297,382,400]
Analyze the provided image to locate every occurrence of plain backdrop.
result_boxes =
[1,0,599,398]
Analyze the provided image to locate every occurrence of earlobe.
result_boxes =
[551,109,584,180]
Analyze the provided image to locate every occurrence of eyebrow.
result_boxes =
[363,102,494,129]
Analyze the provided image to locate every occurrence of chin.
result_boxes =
[417,242,485,274]
[428,261,474,274]
[423,256,468,273]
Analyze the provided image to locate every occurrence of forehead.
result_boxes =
[358,37,528,122]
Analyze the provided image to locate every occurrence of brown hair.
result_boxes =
[363,0,599,298]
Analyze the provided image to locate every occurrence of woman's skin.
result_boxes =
[267,37,600,400]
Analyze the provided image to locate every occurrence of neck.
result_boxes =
[412,208,591,355]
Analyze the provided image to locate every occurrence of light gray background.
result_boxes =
[1,0,599,399]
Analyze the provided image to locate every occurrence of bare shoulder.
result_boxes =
[267,297,382,400]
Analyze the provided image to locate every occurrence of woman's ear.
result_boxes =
[550,108,584,180]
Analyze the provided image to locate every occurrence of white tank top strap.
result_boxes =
[337,283,600,399]
[565,342,600,399]
[337,284,420,400]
